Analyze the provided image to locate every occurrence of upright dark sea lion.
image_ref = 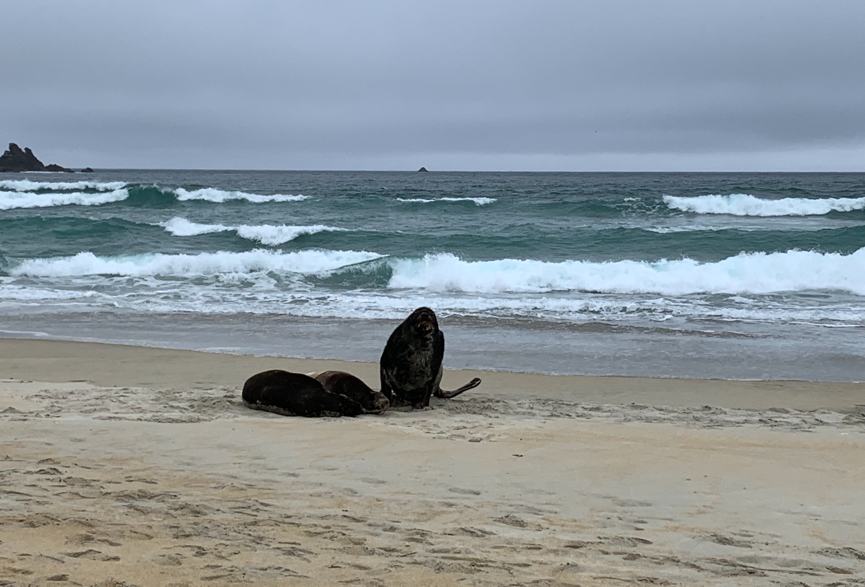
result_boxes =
[379,307,481,408]
[311,370,390,414]
[242,370,367,417]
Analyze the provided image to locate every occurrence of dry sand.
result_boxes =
[1,338,864,586]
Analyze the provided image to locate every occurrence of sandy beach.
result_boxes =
[1,339,864,586]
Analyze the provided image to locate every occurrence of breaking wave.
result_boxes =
[0,184,309,209]
[386,249,865,296]
[159,217,230,236]
[664,193,865,216]
[11,249,383,278]
[159,217,346,245]
[0,179,127,192]
[396,197,496,206]
[174,188,307,203]
[12,246,865,296]
[0,189,130,210]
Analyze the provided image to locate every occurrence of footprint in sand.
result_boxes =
[448,487,481,495]
[493,514,544,531]
[61,549,120,561]
[154,553,184,566]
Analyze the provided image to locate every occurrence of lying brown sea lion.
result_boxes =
[242,369,387,417]
[379,307,481,408]
[311,370,390,414]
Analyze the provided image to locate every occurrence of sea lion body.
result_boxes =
[312,370,390,414]
[242,370,366,417]
[379,307,481,408]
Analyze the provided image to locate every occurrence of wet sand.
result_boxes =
[1,339,864,586]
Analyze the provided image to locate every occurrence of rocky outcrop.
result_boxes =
[82,167,95,173]
[418,167,429,172]
[45,163,74,173]
[0,143,74,172]
[0,143,44,172]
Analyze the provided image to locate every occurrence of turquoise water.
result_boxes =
[2,170,864,380]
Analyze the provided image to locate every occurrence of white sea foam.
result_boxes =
[11,249,383,278]
[644,226,725,234]
[3,275,862,328]
[160,217,233,236]
[0,189,129,210]
[396,197,496,206]
[174,187,308,203]
[386,249,865,296]
[235,224,346,245]
[243,293,862,325]
[0,284,99,302]
[664,193,865,216]
[159,217,232,236]
[158,217,345,244]
[0,179,126,192]
[640,224,778,234]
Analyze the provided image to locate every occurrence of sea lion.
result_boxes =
[242,369,369,417]
[311,370,390,414]
[379,307,481,408]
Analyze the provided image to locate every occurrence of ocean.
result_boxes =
[1,170,863,382]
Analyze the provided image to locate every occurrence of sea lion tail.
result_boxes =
[433,377,481,399]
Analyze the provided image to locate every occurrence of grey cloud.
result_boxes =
[2,0,863,170]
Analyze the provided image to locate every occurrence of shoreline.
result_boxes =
[2,307,864,383]
[2,337,865,411]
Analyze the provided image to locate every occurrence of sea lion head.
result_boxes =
[368,390,390,414]
[348,386,391,414]
[312,370,390,415]
[408,306,438,336]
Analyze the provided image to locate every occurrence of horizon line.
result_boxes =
[6,168,864,174]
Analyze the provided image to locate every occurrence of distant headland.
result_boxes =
[0,143,92,173]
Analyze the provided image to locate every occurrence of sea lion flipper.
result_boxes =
[379,369,394,402]
[418,331,445,406]
[433,377,482,399]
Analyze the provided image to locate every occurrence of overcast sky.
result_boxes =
[2,1,864,171]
